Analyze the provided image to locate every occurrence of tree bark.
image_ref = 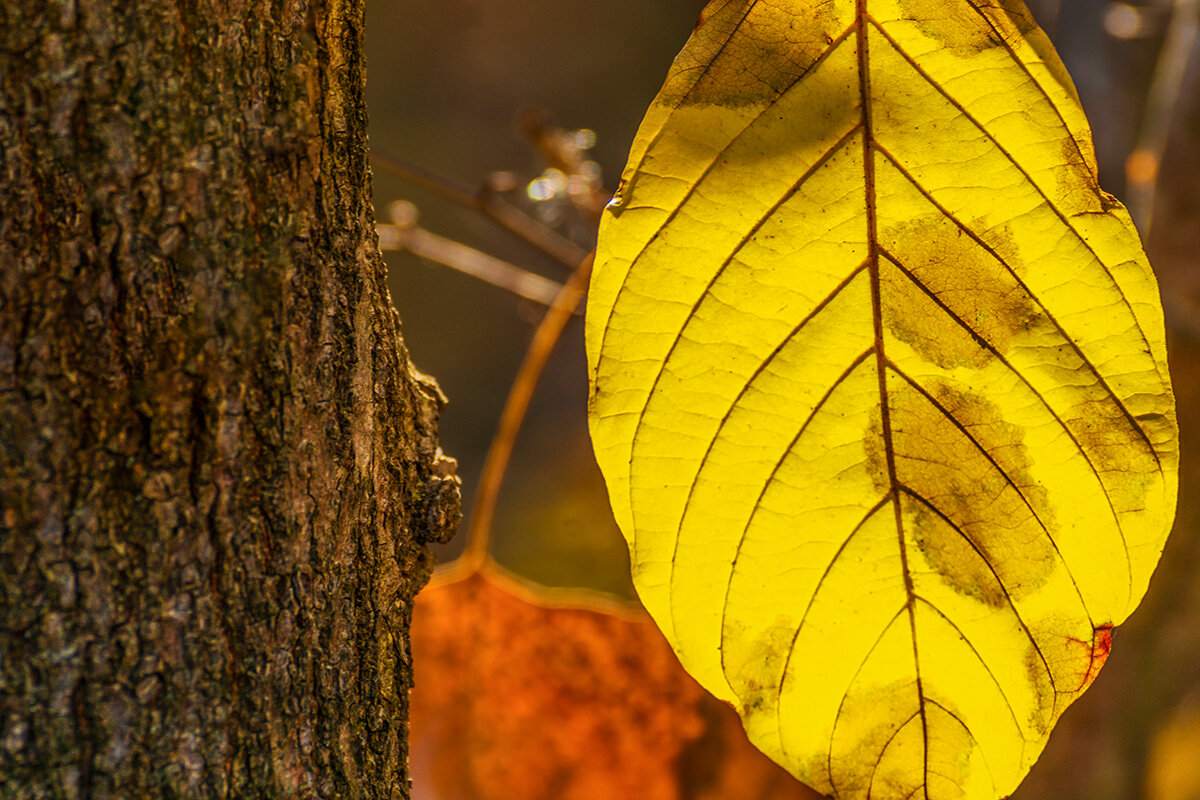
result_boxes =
[0,2,460,798]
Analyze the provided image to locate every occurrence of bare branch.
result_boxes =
[459,251,595,572]
[379,202,566,307]
[372,149,589,268]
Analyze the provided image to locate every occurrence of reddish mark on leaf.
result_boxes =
[1082,623,1114,689]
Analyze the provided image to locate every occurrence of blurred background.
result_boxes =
[367,2,1200,798]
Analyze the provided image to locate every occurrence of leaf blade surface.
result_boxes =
[587,1,1178,798]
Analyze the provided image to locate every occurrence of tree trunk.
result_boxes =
[0,2,460,798]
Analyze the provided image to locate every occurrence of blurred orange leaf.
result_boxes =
[411,563,820,800]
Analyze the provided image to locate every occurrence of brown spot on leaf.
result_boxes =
[895,0,1008,56]
[924,702,981,798]
[660,0,845,108]
[864,378,1056,604]
[895,0,1083,108]
[895,0,1038,56]
[863,403,890,496]
[829,678,922,798]
[907,496,1008,608]
[1023,638,1057,735]
[722,615,807,723]
[1064,394,1159,515]
[880,216,1037,370]
[979,0,1042,39]
[1055,135,1109,216]
[879,257,991,370]
[693,0,728,31]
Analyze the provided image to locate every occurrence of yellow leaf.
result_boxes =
[585,1,1179,798]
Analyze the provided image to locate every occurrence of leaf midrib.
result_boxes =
[855,0,934,794]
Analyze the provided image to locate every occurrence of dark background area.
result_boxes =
[367,2,1200,798]
[369,0,713,596]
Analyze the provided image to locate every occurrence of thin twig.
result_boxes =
[378,203,566,307]
[1127,0,1199,236]
[459,251,596,572]
[371,149,589,268]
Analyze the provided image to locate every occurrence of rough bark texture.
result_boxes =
[0,1,461,798]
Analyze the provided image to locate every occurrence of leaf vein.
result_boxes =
[866,709,923,798]
[774,494,893,758]
[665,0,761,106]
[916,598,1024,741]
[717,348,876,678]
[827,604,910,799]
[873,141,1162,472]
[879,247,1134,601]
[960,0,1090,167]
[668,261,871,638]
[886,360,1096,624]
[593,21,859,381]
[631,122,865,495]
[866,16,1160,382]
[898,485,1060,705]
[926,697,998,792]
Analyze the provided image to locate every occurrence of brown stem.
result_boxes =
[378,202,567,307]
[371,149,589,268]
[459,251,596,572]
